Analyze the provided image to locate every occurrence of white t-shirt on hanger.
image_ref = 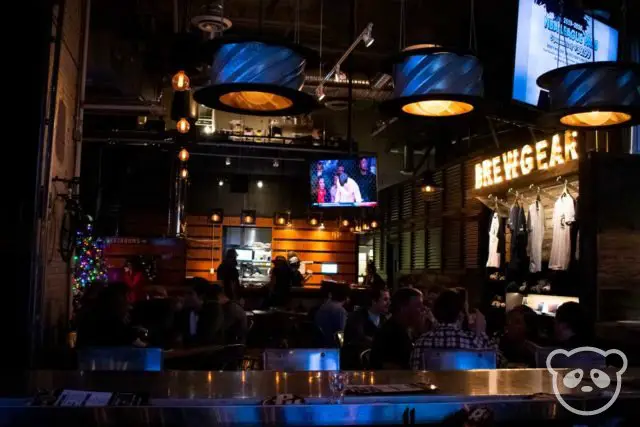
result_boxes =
[549,194,575,270]
[487,212,501,268]
[527,201,545,273]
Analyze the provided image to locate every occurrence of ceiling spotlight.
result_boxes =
[171,70,190,91]
[315,86,326,101]
[362,23,374,48]
[257,180,264,188]
[273,159,280,168]
[176,118,190,134]
[203,125,214,134]
[225,157,231,166]
[218,179,224,187]
[178,148,190,162]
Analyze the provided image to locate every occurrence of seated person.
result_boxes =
[345,287,390,349]
[212,282,248,345]
[370,288,424,370]
[175,278,223,347]
[554,302,589,348]
[410,290,495,369]
[130,286,175,349]
[499,305,539,366]
[314,283,350,347]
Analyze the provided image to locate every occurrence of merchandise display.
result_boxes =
[486,213,501,268]
[549,193,576,271]
[526,200,545,273]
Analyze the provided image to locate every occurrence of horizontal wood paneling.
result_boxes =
[185,215,357,285]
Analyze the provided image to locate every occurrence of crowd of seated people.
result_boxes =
[75,277,247,350]
[74,267,592,371]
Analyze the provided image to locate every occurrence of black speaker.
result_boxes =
[230,175,249,193]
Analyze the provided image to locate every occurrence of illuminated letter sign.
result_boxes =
[474,132,578,189]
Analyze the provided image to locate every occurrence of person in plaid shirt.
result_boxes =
[410,290,496,369]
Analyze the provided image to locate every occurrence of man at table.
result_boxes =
[176,278,223,347]
[212,282,248,345]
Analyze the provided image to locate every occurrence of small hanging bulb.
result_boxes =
[178,148,190,162]
[225,157,231,166]
[172,70,190,91]
[177,118,190,134]
[180,168,189,179]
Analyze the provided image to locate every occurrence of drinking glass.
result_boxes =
[328,371,349,403]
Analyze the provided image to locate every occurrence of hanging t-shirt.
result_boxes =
[486,212,501,268]
[549,195,576,270]
[507,204,528,272]
[527,201,545,273]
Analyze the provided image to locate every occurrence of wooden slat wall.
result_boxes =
[412,229,426,270]
[402,182,413,220]
[464,221,480,269]
[185,216,357,286]
[400,230,412,273]
[427,227,442,270]
[444,220,462,270]
[444,165,462,213]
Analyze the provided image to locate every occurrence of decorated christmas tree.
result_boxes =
[72,222,108,293]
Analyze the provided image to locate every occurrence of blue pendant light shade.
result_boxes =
[537,62,640,129]
[194,39,318,116]
[381,47,484,117]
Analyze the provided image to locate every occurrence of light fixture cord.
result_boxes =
[211,221,215,273]
[469,0,478,54]
[319,0,324,78]
[399,0,406,50]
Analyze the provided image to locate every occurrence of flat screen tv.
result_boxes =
[512,0,618,107]
[310,157,378,208]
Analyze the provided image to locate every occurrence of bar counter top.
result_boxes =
[2,370,639,426]
[2,369,640,403]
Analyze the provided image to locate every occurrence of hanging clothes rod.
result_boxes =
[556,176,579,193]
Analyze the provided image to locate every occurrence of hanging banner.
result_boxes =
[474,131,579,190]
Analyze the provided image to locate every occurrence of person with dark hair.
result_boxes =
[130,286,175,349]
[499,305,539,366]
[217,249,240,300]
[335,172,362,204]
[410,290,495,369]
[175,277,223,347]
[354,157,376,202]
[370,288,424,369]
[210,282,248,345]
[554,302,588,348]
[76,282,140,347]
[268,256,293,308]
[314,283,350,347]
[345,287,390,348]
[363,260,385,290]
[123,257,145,303]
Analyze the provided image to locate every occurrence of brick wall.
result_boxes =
[41,0,84,350]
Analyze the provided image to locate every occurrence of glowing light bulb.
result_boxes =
[342,219,350,227]
[277,217,285,225]
[319,222,325,229]
[178,148,190,162]
[257,180,264,188]
[402,100,474,117]
[172,70,190,91]
[244,215,254,224]
[177,118,190,134]
[225,157,231,166]
[209,267,215,274]
[180,168,189,179]
[218,179,224,187]
[203,125,213,134]
[211,214,221,223]
[370,220,378,229]
[422,185,434,193]
[309,218,318,226]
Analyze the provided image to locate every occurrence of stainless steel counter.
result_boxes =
[1,370,639,426]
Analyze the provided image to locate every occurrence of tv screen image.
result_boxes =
[512,0,618,107]
[310,157,378,208]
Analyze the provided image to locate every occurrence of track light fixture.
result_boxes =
[241,210,256,225]
[209,209,224,224]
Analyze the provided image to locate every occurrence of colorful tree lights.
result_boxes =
[72,223,107,292]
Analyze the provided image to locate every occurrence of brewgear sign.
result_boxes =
[474,131,579,189]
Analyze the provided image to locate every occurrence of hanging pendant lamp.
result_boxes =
[381,45,484,118]
[194,37,318,116]
[537,61,640,129]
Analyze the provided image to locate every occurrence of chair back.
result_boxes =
[77,347,163,371]
[263,348,340,371]
[534,345,606,369]
[420,349,497,371]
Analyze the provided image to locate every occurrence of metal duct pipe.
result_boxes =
[400,144,414,175]
[83,104,166,115]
